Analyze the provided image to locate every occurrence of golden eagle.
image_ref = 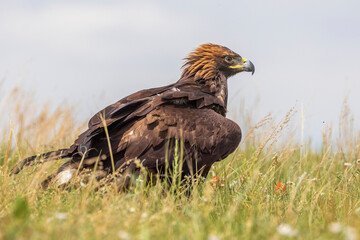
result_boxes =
[11,43,255,189]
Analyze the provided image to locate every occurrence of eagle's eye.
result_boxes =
[224,56,233,63]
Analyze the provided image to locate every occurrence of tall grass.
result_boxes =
[0,89,359,240]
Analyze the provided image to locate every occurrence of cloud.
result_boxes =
[0,2,172,51]
[0,0,360,145]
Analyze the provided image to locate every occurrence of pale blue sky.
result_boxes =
[1,0,360,144]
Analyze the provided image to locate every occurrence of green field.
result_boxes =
[0,91,359,240]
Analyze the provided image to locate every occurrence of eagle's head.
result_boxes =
[181,43,255,81]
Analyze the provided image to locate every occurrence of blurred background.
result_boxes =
[0,0,359,145]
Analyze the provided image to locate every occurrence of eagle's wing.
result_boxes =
[68,84,174,156]
[69,82,225,157]
[111,105,241,176]
[88,83,175,128]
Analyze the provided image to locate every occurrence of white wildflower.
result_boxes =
[356,159,360,165]
[229,180,239,188]
[355,207,360,214]
[328,222,341,233]
[54,212,68,220]
[277,223,298,237]
[310,178,318,182]
[141,212,148,219]
[118,230,131,240]
[344,163,352,166]
[129,208,135,213]
[207,234,220,240]
[346,226,357,240]
[286,181,295,185]
[320,193,325,196]
[80,180,87,187]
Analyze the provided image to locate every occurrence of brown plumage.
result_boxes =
[11,43,255,189]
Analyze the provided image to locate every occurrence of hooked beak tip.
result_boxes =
[245,60,255,75]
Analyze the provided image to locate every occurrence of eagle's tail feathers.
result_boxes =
[10,148,70,175]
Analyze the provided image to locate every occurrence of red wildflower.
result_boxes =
[210,175,224,187]
[274,182,286,195]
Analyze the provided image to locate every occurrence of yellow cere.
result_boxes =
[229,65,244,69]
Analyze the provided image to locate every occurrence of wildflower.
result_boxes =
[356,159,360,165]
[286,181,295,185]
[79,180,87,187]
[207,234,221,240]
[141,212,148,219]
[344,163,352,166]
[229,180,240,188]
[355,207,360,214]
[118,230,131,240]
[320,193,325,196]
[310,178,318,181]
[274,182,286,195]
[54,212,67,220]
[184,175,192,181]
[346,226,357,240]
[129,208,135,213]
[277,223,298,237]
[328,222,341,233]
[210,175,224,187]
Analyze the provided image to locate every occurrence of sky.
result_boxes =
[0,0,360,145]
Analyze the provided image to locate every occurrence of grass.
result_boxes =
[0,89,359,240]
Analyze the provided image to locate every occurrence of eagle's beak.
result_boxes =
[242,58,255,75]
[229,57,255,75]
